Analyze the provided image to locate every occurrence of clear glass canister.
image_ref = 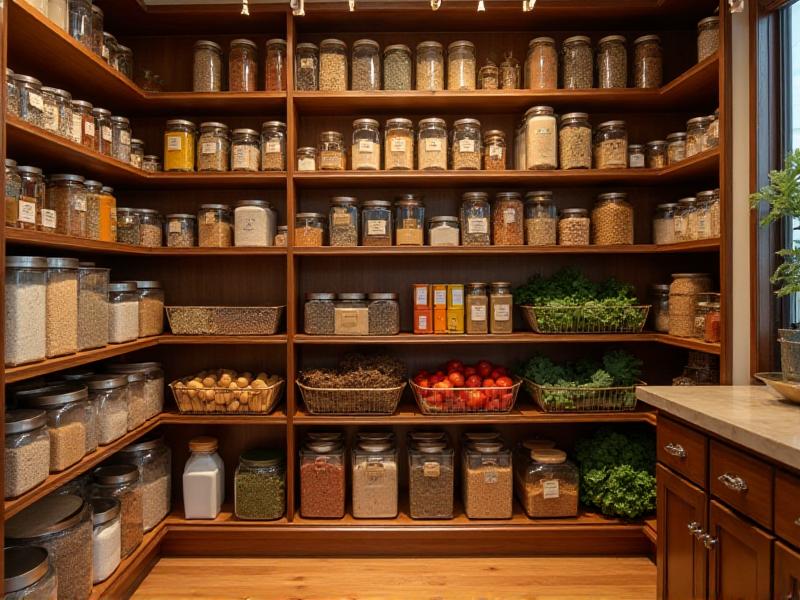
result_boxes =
[77,264,109,351]
[295,212,326,247]
[5,409,50,498]
[42,87,73,139]
[297,147,317,171]
[352,39,381,91]
[22,383,88,472]
[5,256,47,367]
[44,256,78,359]
[428,216,460,246]
[361,200,392,246]
[68,0,92,47]
[500,52,521,89]
[329,196,359,247]
[5,160,22,229]
[516,448,578,518]
[694,299,721,343]
[591,192,634,245]
[300,440,345,518]
[143,155,161,172]
[696,189,720,239]
[493,192,523,245]
[231,128,260,172]
[633,34,662,88]
[465,283,488,334]
[559,112,592,170]
[460,191,491,246]
[489,282,513,334]
[597,35,627,88]
[110,116,132,163]
[650,284,670,333]
[526,37,557,89]
[103,32,118,65]
[452,118,481,170]
[235,199,277,247]
[707,108,720,148]
[395,196,425,246]
[265,38,287,91]
[4,545,58,599]
[116,435,172,531]
[130,138,144,169]
[197,122,230,172]
[668,273,712,337]
[115,45,133,78]
[594,120,627,169]
[274,225,288,246]
[295,43,319,91]
[9,165,33,231]
[164,119,197,172]
[462,441,512,519]
[483,130,506,171]
[352,440,398,518]
[645,140,668,168]
[319,38,348,91]
[105,361,164,421]
[698,16,720,62]
[198,203,233,247]
[6,68,20,117]
[524,191,557,246]
[447,40,476,91]
[653,202,678,245]
[118,371,146,430]
[409,440,455,519]
[14,74,45,128]
[229,38,258,92]
[48,174,86,237]
[384,44,412,90]
[352,118,381,170]
[385,118,414,170]
[304,292,336,335]
[92,107,112,155]
[479,58,499,90]
[193,40,223,92]
[134,280,164,337]
[90,497,121,584]
[86,375,128,446]
[558,208,590,246]
[666,132,686,164]
[235,449,285,520]
[116,207,139,245]
[318,131,345,171]
[416,41,444,91]
[136,209,162,247]
[418,117,447,170]
[91,5,103,54]
[686,116,711,158]
[562,35,593,89]
[368,293,400,335]
[91,464,142,558]
[525,106,557,170]
[108,281,139,343]
[261,121,286,171]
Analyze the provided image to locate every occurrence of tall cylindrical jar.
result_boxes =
[668,273,712,337]
[559,112,592,169]
[383,44,412,90]
[115,435,172,532]
[352,39,381,91]
[525,191,557,246]
[351,118,381,170]
[193,40,223,92]
[451,118,481,170]
[319,38,348,92]
[197,121,230,172]
[591,192,634,245]
[395,195,425,246]
[633,34,662,88]
[229,38,258,92]
[90,498,121,584]
[5,409,50,499]
[295,43,319,91]
[5,256,47,367]
[164,119,197,172]
[447,40,476,90]
[597,35,627,88]
[416,41,444,91]
[231,128,260,172]
[417,117,447,170]
[524,106,557,170]
[68,0,92,48]
[265,38,287,91]
[329,196,359,247]
[110,116,132,163]
[526,37,557,89]
[235,199,276,247]
[562,35,593,89]
[71,100,94,148]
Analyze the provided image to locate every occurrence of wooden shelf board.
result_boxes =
[140,91,287,114]
[652,333,721,354]
[293,332,662,345]
[159,335,288,345]
[159,410,287,425]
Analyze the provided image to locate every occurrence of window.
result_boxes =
[784,2,800,323]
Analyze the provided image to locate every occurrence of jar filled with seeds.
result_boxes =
[696,189,720,239]
[197,122,230,172]
[428,216,460,246]
[559,112,592,170]
[525,106,557,170]
[707,108,720,148]
[261,121,286,171]
[103,32,118,64]
[300,439,345,518]
[524,191,557,246]
[5,542,59,600]
[516,448,578,518]
[91,5,103,53]
[23,383,88,472]
[335,292,368,335]
[99,187,116,241]
[352,39,381,91]
[15,166,42,231]
[295,43,319,91]
[116,45,133,78]
[5,160,22,229]
[597,35,627,88]
[68,0,92,47]
[594,120,627,169]
[395,195,425,246]
[558,208,590,246]
[235,199,276,247]
[483,130,506,170]
[669,273,712,337]
[368,293,400,335]
[235,449,285,520]
[92,107,112,155]
[448,40,476,90]
[6,68,20,117]
[490,282,513,334]
[304,293,336,335]
[694,296,721,343]
[452,118,481,170]
[106,362,164,421]
[143,155,161,172]
[352,439,398,519]
[116,207,139,245]
[318,131,346,170]
[130,138,144,168]
[198,203,233,247]
[274,225,288,246]
[5,409,50,499]
[633,34,662,88]
[48,174,87,238]
[77,264,109,351]
[698,16,719,62]
[231,128,260,172]
[43,87,73,138]
[460,191,491,246]
[649,284,671,332]
[193,40,223,92]
[71,100,94,147]
[136,209,162,247]
[319,38,348,91]
[418,117,448,170]
[120,371,147,429]
[416,41,444,91]
[108,282,139,343]
[385,118,414,170]
[15,74,45,128]
[592,192,633,245]
[5,256,47,367]
[479,59,499,90]
[135,281,164,337]
[493,192,523,245]
[384,44,412,90]
[265,38,287,91]
[295,212,326,247]
[110,116,132,163]
[86,375,128,446]
[526,37,557,89]
[229,38,257,92]
[362,200,393,246]
[653,202,678,245]
[686,116,711,158]
[115,435,171,531]
[666,132,686,164]
[329,196,359,247]
[562,35,593,89]
[409,439,454,519]
[352,118,381,170]
[164,119,197,172]
[499,51,521,89]
[462,440,512,519]
[91,464,143,558]
[297,146,317,171]
[645,140,667,168]
[465,283,489,334]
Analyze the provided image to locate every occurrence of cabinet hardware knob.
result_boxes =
[664,442,687,458]
[701,534,718,549]
[717,472,748,492]
[687,521,703,536]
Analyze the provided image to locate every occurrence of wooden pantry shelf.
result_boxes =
[652,333,721,354]
[292,332,664,345]
[159,335,288,345]
[158,409,287,425]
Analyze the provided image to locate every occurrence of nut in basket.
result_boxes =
[170,369,284,414]
[410,378,521,414]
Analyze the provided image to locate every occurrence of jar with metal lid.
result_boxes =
[68,0,92,47]
[115,434,171,531]
[558,208,590,246]
[668,273,713,337]
[414,40,444,91]
[14,74,45,127]
[319,38,348,91]
[297,146,317,171]
[94,185,113,241]
[106,362,164,421]
[562,35,593,89]
[707,108,720,148]
[408,438,454,519]
[136,208,162,247]
[295,212,326,247]
[460,191,490,246]
[594,120,627,169]
[108,281,139,343]
[265,38,287,91]
[300,439,345,518]
[352,439,398,518]
[686,116,711,157]
[4,545,58,599]
[592,192,634,245]
[452,118,481,170]
[116,207,139,245]
[92,107,112,155]
[142,155,161,172]
[91,464,143,558]
[90,497,121,583]
[274,225,288,246]
[5,256,47,367]
[479,58,499,90]
[193,40,223,92]
[395,195,425,246]
[362,200,392,246]
[559,112,591,170]
[524,106,557,170]
[352,39,381,91]
[91,5,103,54]
[6,494,92,600]
[6,68,20,117]
[428,216,460,246]
[628,143,645,168]
[304,292,336,335]
[352,118,381,170]
[235,449,285,520]
[384,44,412,90]
[5,160,22,229]
[597,35,627,88]
[329,196,359,247]
[47,174,86,237]
[462,440,512,519]
[42,87,72,138]
[666,132,686,164]
[483,130,506,171]
[261,121,286,171]
[17,167,46,232]
[198,203,233,247]
[464,283,488,334]
[645,140,667,168]
[633,34,662,88]
[674,197,698,242]
[103,32,118,64]
[23,383,89,471]
[5,409,50,498]
[499,51,520,89]
[183,436,225,519]
[653,203,678,245]
[115,45,133,78]
[229,38,257,92]
[235,199,276,247]
[489,282,513,334]
[516,448,578,518]
[526,37,557,89]
[134,280,164,337]
[129,138,144,169]
[447,40,476,90]
[86,375,128,445]
[110,115,131,162]
[493,192,523,245]
[115,370,146,430]
[698,16,719,62]
[295,42,319,91]
[694,297,721,343]
[695,189,719,239]
[164,119,197,172]
[317,131,345,171]
[418,117,447,170]
[231,128,260,172]
[385,118,414,170]
[368,293,400,335]
[524,191,557,246]
[649,284,670,332]
[197,122,230,172]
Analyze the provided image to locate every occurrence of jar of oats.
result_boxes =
[447,40,476,90]
[451,118,481,170]
[597,35,627,88]
[524,191,557,246]
[669,273,712,337]
[385,118,414,170]
[395,196,425,246]
[295,43,319,91]
[352,39,381,91]
[562,36,593,89]
[558,208,590,246]
[166,214,196,247]
[493,192,524,246]
[320,39,348,92]
[674,197,698,242]
[633,35,662,88]
[697,16,719,62]
[666,132,686,164]
[686,116,711,158]
[525,106,557,170]
[460,192,491,246]
[297,147,317,171]
[260,121,286,171]
[591,192,633,245]
[483,130,506,171]
[416,41,444,91]
[594,120,627,169]
[295,213,326,247]
[526,37,557,89]
[559,112,591,170]
[652,203,677,245]
[197,122,230,172]
[384,45,412,90]
[318,131,346,171]
[231,128,260,172]
[198,204,233,247]
[645,140,668,168]
[418,117,447,170]
[352,118,381,170]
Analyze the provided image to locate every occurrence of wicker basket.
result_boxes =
[297,381,405,415]
[165,306,285,336]
[169,377,284,414]
[523,378,642,413]
[410,378,522,415]
[519,304,650,334]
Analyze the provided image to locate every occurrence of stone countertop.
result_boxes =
[636,386,800,471]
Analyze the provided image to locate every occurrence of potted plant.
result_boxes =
[750,147,800,379]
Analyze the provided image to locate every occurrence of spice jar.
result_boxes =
[14,74,45,128]
[409,439,455,519]
[594,120,627,169]
[48,174,86,237]
[110,115,132,163]
[197,122,230,172]
[68,0,92,46]
[23,383,89,472]
[318,131,346,171]
[5,160,21,229]
[674,197,698,242]
[707,108,720,148]
[368,293,400,335]
[483,130,506,171]
[694,189,718,239]
[108,282,139,343]
[597,35,627,88]
[183,436,225,519]
[334,293,369,335]
[418,117,448,170]
[592,192,633,245]
[115,45,133,78]
[103,32,118,65]
[319,38,348,91]
[428,216,460,246]
[562,35,593,89]
[265,38,287,91]
[362,200,393,246]
[526,37,557,89]
[516,448,578,518]
[385,118,414,170]
[646,284,671,333]
[489,282,513,334]
[558,208,590,246]
[297,147,317,171]
[291,212,324,247]
[304,293,336,335]
[135,209,161,247]
[465,283,488,334]
[5,409,49,499]
[633,35,662,88]
[697,298,721,343]
[524,106,557,170]
[234,199,276,247]
[130,138,144,168]
[91,5,103,54]
[448,40,476,90]
[274,225,288,246]
[193,40,223,92]
[42,87,73,138]
[300,439,345,518]
[686,116,711,157]
[524,191,557,246]
[91,464,143,558]
[231,128,260,171]
[452,118,481,170]
[666,132,686,164]
[698,16,719,62]
[352,439,398,518]
[5,256,47,367]
[86,375,128,446]
[669,273,713,337]
[198,203,233,247]
[106,362,164,421]
[235,449,285,521]
[395,195,424,246]
[352,39,381,91]
[16,166,44,232]
[559,112,591,170]
[6,68,19,117]
[384,44,412,90]
[327,196,359,247]
[463,441,513,519]
[479,58,499,90]
[460,192,490,246]
[628,143,645,168]
[295,43,319,91]
[92,107,112,155]
[164,119,197,172]
[229,38,257,92]
[4,545,58,599]
[493,192,523,245]
[116,435,171,531]
[499,51,521,89]
[135,280,164,337]
[653,202,678,245]
[90,498,121,584]
[142,155,161,172]
[116,207,139,245]
[6,494,92,600]
[261,121,286,171]
[352,118,381,170]
[416,41,444,91]
[645,140,668,168]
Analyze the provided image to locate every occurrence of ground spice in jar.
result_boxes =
[526,37,557,89]
[409,444,454,520]
[465,283,488,334]
[300,441,345,518]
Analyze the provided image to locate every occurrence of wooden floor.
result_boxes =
[132,556,657,600]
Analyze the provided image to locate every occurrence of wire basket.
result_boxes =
[165,306,285,336]
[410,378,522,415]
[523,378,642,413]
[297,381,406,415]
[169,377,285,414]
[519,304,650,334]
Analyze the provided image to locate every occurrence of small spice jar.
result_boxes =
[524,191,557,246]
[193,40,223,92]
[591,192,634,245]
[90,497,121,584]
[68,0,92,46]
[489,282,513,334]
[483,130,506,171]
[130,138,144,168]
[274,225,288,246]
[395,195,425,246]
[493,191,523,245]
[295,42,319,91]
[335,293,369,335]
[452,118,481,170]
[594,120,627,169]
[448,40,476,90]
[352,439,398,518]
[164,119,197,172]
[265,38,287,91]
[460,191,491,246]
[4,545,58,599]
[385,118,414,170]
[526,37,557,89]
[633,34,662,88]
[235,449,286,521]
[15,166,44,231]
[516,448,578,518]
[645,140,668,168]
[231,128,260,172]
[116,207,139,245]
[198,203,233,247]
[559,112,592,170]
[351,118,381,170]
[416,41,445,91]
[352,39,381,91]
[666,132,686,164]
[234,199,277,247]
[229,38,258,92]
[319,38,348,92]
[597,35,627,88]
[418,117,448,170]
[14,74,45,128]
[92,107,113,155]
[45,256,79,358]
[384,44,412,90]
[42,87,73,139]
[558,208,590,246]
[649,284,670,333]
[500,51,521,89]
[463,440,513,519]
[317,131,346,171]
[5,256,47,367]
[300,439,346,518]
[86,375,128,446]
[197,122,230,172]
[115,435,172,531]
[697,16,720,62]
[110,115,132,163]
[135,280,164,337]
[91,464,143,558]
[368,293,400,335]
[142,155,161,172]
[626,143,645,168]
[428,216,460,246]
[5,409,50,499]
[653,202,678,245]
[261,121,286,171]
[686,116,711,158]
[408,439,455,519]
[697,298,721,343]
[328,196,359,247]
[668,273,713,338]
[6,68,20,117]
[524,106,557,170]
[116,45,133,78]
[304,292,336,335]
[108,282,139,343]
[297,147,317,171]
[562,35,593,89]
[295,212,326,247]
[361,200,393,246]
[479,58,499,90]
[91,5,104,53]
[465,283,489,334]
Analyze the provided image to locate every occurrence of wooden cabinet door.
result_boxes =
[657,464,707,600]
[708,500,773,600]
[775,542,800,600]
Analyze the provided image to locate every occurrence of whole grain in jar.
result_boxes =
[558,208,590,246]
[5,257,47,367]
[633,34,662,88]
[48,174,87,238]
[295,43,319,91]
[16,166,45,231]
[686,116,711,158]
[319,39,348,91]
[93,107,113,155]
[460,191,491,246]
[493,192,523,245]
[559,112,591,169]
[5,409,50,499]
[525,106,557,170]
[597,35,627,88]
[591,192,633,245]
[193,40,222,92]
[368,293,400,335]
[295,212,326,247]
[318,131,346,171]
[479,59,499,90]
[14,74,45,128]
[451,118,481,170]
[668,273,712,337]
[697,16,719,62]
[304,293,336,335]
[408,439,454,519]
[77,264,110,351]
[351,118,381,170]
[166,213,196,247]
[6,68,20,117]
[110,115,132,163]
[500,51,521,89]
[116,207,139,245]
[462,441,512,519]
[198,203,233,247]
[666,132,686,164]
[562,35,593,89]
[197,122,230,172]
[395,194,424,246]
[416,41,444,91]
[645,140,668,168]
[329,196,359,246]
[265,38,287,91]
[164,119,197,172]
[83,180,103,240]
[427,216,460,246]
[652,202,677,245]
[516,448,579,518]
[297,146,317,171]
[384,44,412,90]
[594,120,627,169]
[385,118,414,170]
[231,128,260,172]
[108,282,139,343]
[447,40,476,90]
[229,38,258,92]
[234,199,276,247]
[361,200,392,246]
[261,121,286,171]
[524,191,557,246]
[418,117,447,170]
[136,208,162,247]
[526,37,557,89]
[22,383,88,472]
[352,39,381,91]
[483,130,506,170]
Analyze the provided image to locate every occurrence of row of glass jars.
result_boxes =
[193,38,287,92]
[650,276,720,342]
[163,120,286,172]
[652,190,721,244]
[303,292,400,336]
[641,111,720,168]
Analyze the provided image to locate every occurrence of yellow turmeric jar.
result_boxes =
[98,185,117,242]
[164,119,196,172]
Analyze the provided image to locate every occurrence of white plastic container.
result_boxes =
[182,436,225,519]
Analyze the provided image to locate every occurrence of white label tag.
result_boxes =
[167,135,182,151]
[18,200,36,224]
[84,121,95,137]
[484,470,498,484]
[450,288,464,307]
[298,157,315,171]
[503,208,516,224]
[425,138,443,151]
[29,92,43,111]
[41,208,57,229]
[390,138,407,152]
[415,287,428,306]
[417,314,428,329]
[201,141,217,155]
[44,105,58,131]
[74,198,87,212]
[358,140,374,153]
[467,217,488,234]
[433,289,447,306]
[458,139,475,153]
[266,139,281,153]
[71,114,82,141]
[629,153,645,168]
[300,57,314,69]
[470,305,487,321]
[204,212,216,225]
[488,144,503,159]
[168,220,182,234]
[102,126,112,142]
[232,146,258,169]
[494,303,510,321]
[367,219,386,235]
[102,46,110,60]
[120,130,131,145]
[542,479,560,499]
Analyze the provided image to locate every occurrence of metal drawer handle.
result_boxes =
[701,534,718,550]
[718,472,748,493]
[664,442,687,458]
[688,521,705,539]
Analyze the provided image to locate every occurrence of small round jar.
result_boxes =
[329,196,359,247]
[384,44,412,90]
[597,35,627,88]
[197,122,230,172]
[90,497,121,584]
[448,40,476,90]
[235,449,286,521]
[385,118,414,170]
[91,107,112,155]
[135,280,164,337]
[142,155,161,172]
[295,42,319,91]
[295,212,326,247]
[4,545,58,599]
[71,100,95,148]
[198,203,233,247]
[319,38,348,92]
[427,216,460,246]
[14,74,45,128]
[136,209,162,247]
[361,200,393,246]
[417,117,447,170]
[265,38,287,91]
[526,37,557,90]
[229,38,258,92]
[86,375,128,446]
[351,118,381,170]
[164,119,197,172]
[297,146,317,171]
[91,464,143,558]
[130,138,144,169]
[304,292,336,335]
[500,52,521,89]
[493,192,524,246]
[317,131,345,171]
[525,106,557,170]
[479,59,499,90]
[110,116,132,163]
[483,130,506,171]
[591,192,634,245]
[395,195,425,246]
[666,132,686,164]
[460,191,491,246]
[697,16,720,62]
[653,202,678,245]
[416,41,444,91]
[274,225,288,246]
[193,40,223,92]
[103,32,118,64]
[235,199,277,247]
[108,282,139,343]
[6,68,20,117]
[5,409,50,499]
[594,120,627,169]
[368,293,400,335]
[261,121,286,171]
[558,208,590,246]
[5,256,48,367]
[645,140,667,168]
[562,35,593,89]
[452,118,481,170]
[231,128,260,172]
[115,434,171,531]
[525,191,557,246]
[116,208,139,245]
[674,197,699,242]
[633,34,662,88]
[559,112,592,170]
[686,116,711,158]
[352,39,381,91]
[47,174,87,237]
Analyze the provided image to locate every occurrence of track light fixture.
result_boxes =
[431,0,441,10]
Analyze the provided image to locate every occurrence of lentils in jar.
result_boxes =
[559,112,591,169]
[197,122,230,172]
[483,130,506,171]
[591,192,633,245]
[562,36,593,89]
[384,45,412,90]
[558,208,590,246]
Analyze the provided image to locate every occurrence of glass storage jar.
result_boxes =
[460,191,490,246]
[427,216,460,246]
[20,166,49,232]
[4,545,58,600]
[110,115,131,162]
[45,256,78,358]
[93,107,112,155]
[107,281,139,343]
[319,38,348,91]
[674,197,698,242]
[447,40,476,90]
[409,439,455,520]
[385,118,414,170]
[462,441,513,519]
[597,35,627,88]
[130,138,144,168]
[317,131,345,171]
[628,143,645,168]
[695,189,719,239]
[14,74,45,128]
[562,35,593,89]
[231,128,260,172]
[452,118,481,170]
[395,195,425,246]
[594,120,627,169]
[368,293,400,335]
[416,41,444,91]
[516,448,578,518]
[295,43,319,91]
[136,208,162,247]
[198,203,233,247]
[68,0,92,48]
[334,293,368,335]
[479,58,499,90]
[591,192,634,245]
[645,140,668,168]
[77,264,109,351]
[351,118,381,170]
[304,292,336,335]
[234,199,277,247]
[91,4,103,54]
[698,16,720,62]
[115,45,133,78]
[418,117,448,170]
[116,434,172,532]
[652,202,678,245]
[328,196,359,247]
[164,119,197,172]
[352,39,381,91]
[142,155,161,172]
[42,87,72,138]
[361,200,393,246]
[559,112,592,169]
[297,146,317,171]
[5,256,47,367]
[91,464,143,558]
[525,106,557,170]
[261,121,286,171]
[86,375,128,446]
[558,208,590,246]
[197,122,230,172]
[500,51,521,89]
[483,130,506,171]
[686,116,711,157]
[526,37,557,89]
[235,449,285,521]
[352,439,398,518]
[116,207,139,245]
[265,38,287,91]
[103,32,118,64]
[295,212,326,247]
[707,108,720,148]
[193,40,223,92]
[6,68,20,117]
[183,436,225,520]
[300,439,345,518]
[119,371,146,430]
[5,409,49,499]
[105,361,164,421]
[465,283,488,334]
[23,383,88,472]
[489,282,513,334]
[5,160,22,229]
[493,191,523,245]
[524,191,557,246]
[668,273,713,338]
[633,34,662,88]
[694,298,721,343]
[274,225,288,246]
[48,174,86,237]
[384,44,412,90]
[90,497,121,584]
[229,38,258,92]
[649,284,670,332]
[135,280,164,337]
[666,132,686,164]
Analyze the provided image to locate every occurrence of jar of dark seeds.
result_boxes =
[633,34,662,88]
[460,191,491,246]
[409,438,454,519]
[562,35,593,89]
[116,208,140,245]
[235,449,285,520]
[193,40,223,92]
[352,39,381,91]
[329,196,359,247]
[110,116,132,163]
[697,16,719,62]
[368,293,400,335]
[295,43,319,91]
[319,39,348,91]
[6,68,19,117]
[261,121,286,171]
[597,35,627,88]
[383,44,412,90]
[197,122,230,172]
[645,140,668,168]
[304,293,336,335]
[229,38,258,92]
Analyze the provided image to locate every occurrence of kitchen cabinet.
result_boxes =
[775,542,800,600]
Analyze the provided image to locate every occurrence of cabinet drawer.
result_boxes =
[775,470,800,548]
[710,441,774,529]
[657,416,707,487]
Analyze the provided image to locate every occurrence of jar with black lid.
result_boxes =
[3,546,57,600]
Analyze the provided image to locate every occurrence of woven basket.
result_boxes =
[523,378,642,413]
[519,304,650,334]
[166,306,285,335]
[169,377,284,415]
[297,381,405,415]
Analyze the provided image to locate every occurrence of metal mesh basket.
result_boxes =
[169,377,285,414]
[296,381,406,415]
[524,378,642,412]
[519,304,650,334]
[410,378,522,415]
[166,306,285,335]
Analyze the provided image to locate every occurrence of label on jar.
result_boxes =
[41,208,57,229]
[204,211,216,225]
[102,126,113,142]
[483,470,498,484]
[470,304,487,321]
[266,139,281,153]
[396,228,423,245]
[232,145,258,170]
[74,197,87,212]
[542,479,560,499]
[629,153,645,168]
[429,227,459,246]
[18,200,36,224]
[201,141,217,155]
[424,138,443,152]
[167,134,183,151]
[357,140,374,153]
[502,208,516,224]
[467,217,488,234]
[697,213,709,238]
[433,289,447,307]
[449,287,464,307]
[84,120,95,137]
[488,143,503,159]
[423,461,441,478]
[300,57,314,69]
[367,219,386,235]
[43,105,59,131]
[694,315,706,333]
[102,45,110,60]
[71,113,82,141]
[417,313,428,329]
[458,139,476,153]
[298,157,316,171]
[334,307,369,335]
[415,286,429,306]
[239,216,258,232]
[494,303,510,321]
[120,130,131,145]
[28,92,43,111]
[168,220,183,234]
[331,211,351,226]
[390,137,407,152]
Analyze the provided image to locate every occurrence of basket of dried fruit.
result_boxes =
[165,306,285,336]
[169,369,284,414]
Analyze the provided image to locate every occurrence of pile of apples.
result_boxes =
[412,360,516,412]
